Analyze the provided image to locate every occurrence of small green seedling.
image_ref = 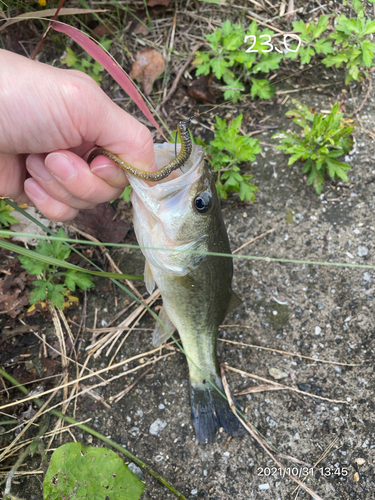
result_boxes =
[19,228,93,309]
[0,200,18,228]
[286,2,375,84]
[322,1,375,84]
[273,101,354,194]
[60,38,112,84]
[285,15,333,64]
[199,114,260,202]
[194,20,281,101]
[43,443,145,500]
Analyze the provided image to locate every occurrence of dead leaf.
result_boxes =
[129,6,167,35]
[0,255,32,318]
[188,74,216,104]
[130,48,165,95]
[71,203,130,243]
[93,22,119,38]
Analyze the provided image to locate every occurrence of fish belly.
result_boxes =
[152,262,245,444]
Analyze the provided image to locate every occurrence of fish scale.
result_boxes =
[129,143,245,444]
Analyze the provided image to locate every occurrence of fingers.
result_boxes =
[24,179,79,222]
[25,150,128,221]
[0,153,30,204]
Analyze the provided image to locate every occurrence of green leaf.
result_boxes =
[239,180,258,202]
[119,185,132,203]
[364,20,375,35]
[322,52,348,68]
[251,79,275,99]
[314,38,333,55]
[253,52,283,73]
[0,239,143,281]
[29,280,49,304]
[19,256,47,276]
[60,47,78,67]
[211,58,230,79]
[312,15,329,39]
[361,39,375,67]
[49,284,66,309]
[43,443,145,500]
[0,201,19,227]
[300,46,315,65]
[65,269,94,292]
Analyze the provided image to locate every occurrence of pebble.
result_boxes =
[354,472,360,482]
[259,484,270,490]
[269,368,288,380]
[357,246,369,257]
[149,419,167,436]
[128,463,144,480]
[356,458,365,466]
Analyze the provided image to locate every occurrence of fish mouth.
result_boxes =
[128,144,205,202]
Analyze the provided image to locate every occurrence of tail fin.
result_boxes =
[190,382,246,444]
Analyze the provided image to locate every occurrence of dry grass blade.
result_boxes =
[0,9,105,33]
[233,228,275,254]
[219,338,360,366]
[68,225,143,301]
[0,343,176,411]
[292,436,340,497]
[86,288,160,358]
[0,387,58,464]
[220,366,324,500]
[234,384,287,395]
[225,364,348,403]
[113,365,153,402]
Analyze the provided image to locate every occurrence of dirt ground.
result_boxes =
[1,3,375,500]
[1,70,374,500]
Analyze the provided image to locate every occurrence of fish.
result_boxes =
[128,143,245,444]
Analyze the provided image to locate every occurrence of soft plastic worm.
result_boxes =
[87,119,193,181]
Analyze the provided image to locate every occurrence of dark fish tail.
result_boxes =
[190,380,246,444]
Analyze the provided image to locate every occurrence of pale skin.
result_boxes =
[0,49,157,222]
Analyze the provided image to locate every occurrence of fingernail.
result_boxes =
[24,179,47,201]
[26,155,51,181]
[91,163,122,181]
[46,153,76,182]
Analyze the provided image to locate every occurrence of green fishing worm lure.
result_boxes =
[87,117,195,181]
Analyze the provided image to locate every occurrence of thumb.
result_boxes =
[69,73,158,172]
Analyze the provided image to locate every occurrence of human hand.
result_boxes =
[0,49,156,221]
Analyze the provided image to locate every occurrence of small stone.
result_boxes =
[356,458,365,466]
[354,472,360,482]
[315,326,321,335]
[149,419,167,436]
[357,246,369,257]
[259,483,270,490]
[269,368,288,380]
[128,462,144,480]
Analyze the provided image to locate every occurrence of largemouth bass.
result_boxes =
[129,143,244,444]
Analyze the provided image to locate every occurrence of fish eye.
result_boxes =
[194,191,212,214]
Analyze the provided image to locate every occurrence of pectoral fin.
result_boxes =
[228,291,242,314]
[173,273,196,291]
[145,261,155,294]
[153,306,176,347]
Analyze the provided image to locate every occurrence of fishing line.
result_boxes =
[3,230,375,272]
[0,205,351,463]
